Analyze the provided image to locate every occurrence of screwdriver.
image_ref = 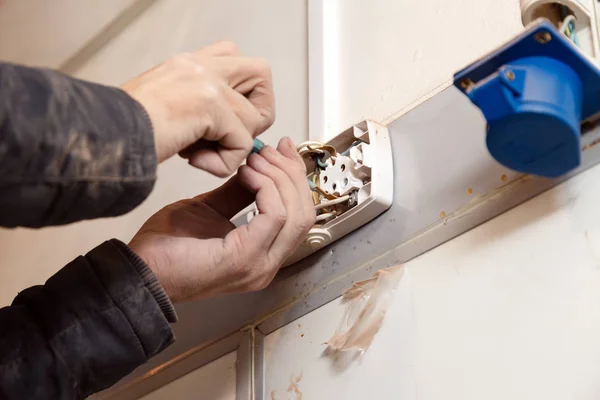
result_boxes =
[251,137,265,154]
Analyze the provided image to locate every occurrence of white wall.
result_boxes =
[316,0,523,139]
[265,163,600,400]
[0,0,308,306]
[0,0,137,68]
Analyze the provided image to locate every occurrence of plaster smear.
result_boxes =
[326,264,405,352]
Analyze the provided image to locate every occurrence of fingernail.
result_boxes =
[283,136,295,148]
[263,145,277,155]
[249,152,269,165]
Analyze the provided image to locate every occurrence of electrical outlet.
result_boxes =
[232,120,394,267]
[521,0,600,59]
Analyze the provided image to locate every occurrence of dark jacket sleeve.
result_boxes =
[0,62,157,228]
[0,65,176,399]
[0,240,178,400]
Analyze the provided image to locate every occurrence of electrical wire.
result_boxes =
[297,142,338,161]
[311,174,321,205]
[315,211,337,222]
[560,15,579,46]
[560,15,576,34]
[317,158,329,169]
[296,140,325,152]
[341,141,362,156]
[570,20,580,46]
[297,140,341,205]
[315,195,350,210]
[314,185,337,200]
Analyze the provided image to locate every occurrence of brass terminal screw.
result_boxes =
[534,31,552,44]
[506,70,515,81]
[460,78,475,90]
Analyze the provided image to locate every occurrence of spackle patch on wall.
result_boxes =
[326,264,405,352]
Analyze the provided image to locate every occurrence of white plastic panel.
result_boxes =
[264,163,600,400]
[264,276,416,400]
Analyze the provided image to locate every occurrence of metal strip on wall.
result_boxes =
[94,332,242,400]
[236,329,266,400]
[103,85,600,398]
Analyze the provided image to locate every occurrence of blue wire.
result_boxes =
[569,20,580,46]
[341,141,361,156]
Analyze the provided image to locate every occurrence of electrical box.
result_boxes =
[235,120,394,267]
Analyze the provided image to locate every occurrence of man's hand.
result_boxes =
[121,41,275,177]
[128,138,315,302]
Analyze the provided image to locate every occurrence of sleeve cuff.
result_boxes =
[109,239,178,323]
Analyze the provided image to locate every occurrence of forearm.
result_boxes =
[0,240,176,400]
[0,63,157,228]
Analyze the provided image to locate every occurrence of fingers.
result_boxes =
[194,174,256,220]
[216,56,275,135]
[264,137,315,225]
[214,142,314,292]
[244,79,275,135]
[185,99,253,177]
[248,144,315,264]
[216,56,271,88]
[195,40,241,57]
[191,43,275,134]
[222,165,287,257]
[247,152,300,221]
[161,40,275,177]
[225,89,265,137]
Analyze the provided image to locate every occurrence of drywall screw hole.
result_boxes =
[506,70,515,81]
[535,31,551,44]
[323,176,328,183]
[341,164,345,171]
[332,183,337,191]
[343,178,348,187]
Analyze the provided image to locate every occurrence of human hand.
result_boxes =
[121,41,275,177]
[128,138,315,302]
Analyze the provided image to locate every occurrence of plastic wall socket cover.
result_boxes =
[318,153,367,196]
[230,120,394,267]
[286,120,394,266]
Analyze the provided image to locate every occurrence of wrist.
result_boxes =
[111,239,178,323]
[120,86,168,163]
